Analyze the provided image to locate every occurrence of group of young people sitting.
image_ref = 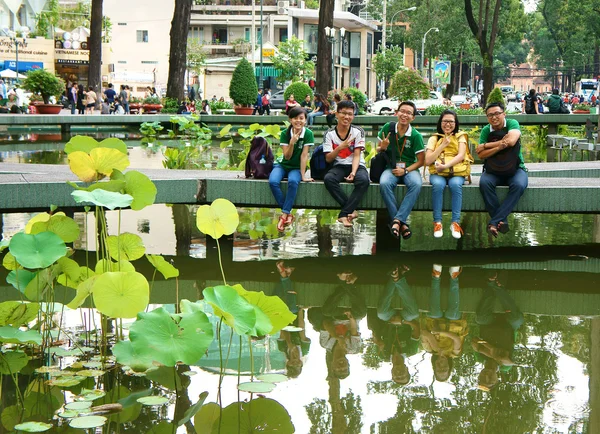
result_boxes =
[269,100,528,239]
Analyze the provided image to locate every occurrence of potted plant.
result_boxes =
[21,69,65,114]
[229,58,257,115]
[572,103,591,114]
[129,96,143,114]
[142,96,163,114]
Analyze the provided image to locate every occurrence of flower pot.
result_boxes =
[130,103,142,114]
[142,104,163,114]
[572,110,590,114]
[234,106,254,115]
[33,104,63,115]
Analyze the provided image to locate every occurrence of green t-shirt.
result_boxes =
[277,127,315,170]
[377,122,424,165]
[479,118,526,170]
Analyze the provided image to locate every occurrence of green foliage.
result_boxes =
[388,68,430,101]
[342,87,367,114]
[373,46,405,84]
[162,146,200,170]
[140,121,164,136]
[209,100,233,112]
[142,96,162,105]
[486,87,506,108]
[425,105,484,116]
[283,82,313,104]
[8,232,67,269]
[229,58,258,107]
[187,39,207,77]
[21,69,65,104]
[161,97,180,114]
[271,36,315,83]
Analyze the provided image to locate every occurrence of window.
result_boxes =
[245,28,250,42]
[118,61,127,64]
[141,61,158,64]
[137,30,149,43]
[117,22,127,26]
[189,26,204,42]
[279,28,288,43]
[304,24,318,53]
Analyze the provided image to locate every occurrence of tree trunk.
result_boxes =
[316,0,334,97]
[87,0,103,93]
[167,0,193,101]
[481,56,494,107]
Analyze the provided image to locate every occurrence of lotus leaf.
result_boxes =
[194,402,220,434]
[57,265,94,289]
[92,272,149,318]
[64,135,100,154]
[68,148,130,182]
[146,255,179,279]
[214,398,294,434]
[179,299,206,315]
[112,340,155,372]
[13,421,53,432]
[218,124,232,137]
[66,275,97,309]
[57,257,80,281]
[203,285,256,335]
[24,212,59,233]
[68,415,107,429]
[237,381,276,393]
[220,138,233,149]
[2,252,20,271]
[25,268,57,301]
[137,396,169,406]
[65,401,92,410]
[232,284,296,335]
[125,306,213,367]
[94,259,134,274]
[0,301,39,326]
[82,361,103,368]
[47,376,85,387]
[77,369,105,377]
[9,232,67,269]
[107,233,145,261]
[121,170,157,211]
[30,215,80,243]
[0,350,29,374]
[6,269,36,292]
[77,389,106,402]
[99,385,142,423]
[196,198,239,240]
[71,189,133,210]
[256,374,289,383]
[265,124,281,137]
[1,405,20,431]
[0,326,42,345]
[147,421,175,434]
[67,179,127,193]
[58,410,79,418]
[177,391,208,426]
[99,137,129,154]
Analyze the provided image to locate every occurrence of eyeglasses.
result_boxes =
[397,109,415,116]
[338,111,354,117]
[486,111,504,119]
[441,120,456,124]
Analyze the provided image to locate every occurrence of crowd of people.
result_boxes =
[521,87,598,114]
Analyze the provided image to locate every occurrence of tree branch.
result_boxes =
[488,0,503,55]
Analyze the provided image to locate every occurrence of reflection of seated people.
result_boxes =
[421,264,468,382]
[472,272,524,391]
[274,261,298,314]
[277,309,311,378]
[368,265,420,385]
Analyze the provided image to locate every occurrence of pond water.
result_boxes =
[1,205,599,433]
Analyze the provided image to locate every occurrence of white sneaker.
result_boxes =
[432,264,442,278]
[449,266,462,279]
[451,222,463,239]
[433,222,443,238]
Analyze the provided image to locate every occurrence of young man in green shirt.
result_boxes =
[377,101,425,239]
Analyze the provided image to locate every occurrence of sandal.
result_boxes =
[487,224,498,238]
[497,221,509,234]
[337,216,353,227]
[277,214,288,232]
[285,214,295,226]
[399,222,412,240]
[389,220,401,239]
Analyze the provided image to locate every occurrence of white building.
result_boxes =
[0,0,46,32]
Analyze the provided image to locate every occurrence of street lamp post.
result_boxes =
[7,27,30,84]
[421,27,439,80]
[381,5,416,97]
[325,26,345,90]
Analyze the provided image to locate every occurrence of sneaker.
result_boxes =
[451,222,463,239]
[433,222,443,238]
[432,264,442,278]
[449,266,462,279]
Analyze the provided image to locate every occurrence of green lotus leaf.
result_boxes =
[1,405,21,431]
[0,301,39,326]
[3,252,21,271]
[71,189,133,210]
[57,257,80,281]
[146,255,179,279]
[13,421,53,432]
[194,402,220,434]
[179,299,206,315]
[264,124,281,137]
[65,401,92,410]
[47,376,85,387]
[30,215,80,243]
[123,170,157,211]
[196,198,239,240]
[219,138,233,149]
[67,275,97,309]
[77,369,105,377]
[137,396,169,406]
[68,415,107,429]
[126,306,213,366]
[218,124,232,137]
[113,341,155,372]
[38,302,69,313]
[177,391,208,427]
[237,382,276,393]
[99,137,128,154]
[77,389,106,401]
[203,285,256,335]
[0,326,42,345]
[68,148,130,182]
[94,259,135,274]
[64,135,100,154]
[0,350,29,374]
[92,271,149,318]
[214,398,294,434]
[232,284,296,335]
[58,410,79,418]
[82,361,102,369]
[100,385,143,423]
[256,374,289,383]
[25,268,57,302]
[58,265,95,289]
[107,233,145,262]
[24,211,65,233]
[84,179,127,192]
[6,269,36,293]
[9,232,67,269]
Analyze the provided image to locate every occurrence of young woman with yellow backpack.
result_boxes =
[425,110,473,239]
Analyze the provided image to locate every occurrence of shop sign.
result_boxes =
[0,37,54,65]
[55,48,89,65]
[262,48,274,57]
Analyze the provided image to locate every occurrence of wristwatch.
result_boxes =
[404,168,409,175]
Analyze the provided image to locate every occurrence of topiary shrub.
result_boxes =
[229,58,257,107]
[284,82,313,104]
[486,88,506,109]
[22,69,65,104]
[342,87,367,114]
[161,97,180,114]
[388,68,430,102]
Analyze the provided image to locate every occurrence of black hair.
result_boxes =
[333,93,341,102]
[398,101,417,115]
[485,102,505,112]
[337,100,355,112]
[345,93,353,100]
[436,109,459,135]
[108,83,113,88]
[529,89,536,98]
[552,88,559,95]
[288,106,306,119]
[431,355,454,382]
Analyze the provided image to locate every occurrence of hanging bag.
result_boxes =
[370,122,397,182]
[428,132,474,183]
[483,129,520,177]
[245,136,274,179]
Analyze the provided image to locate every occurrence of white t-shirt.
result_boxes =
[322,125,366,167]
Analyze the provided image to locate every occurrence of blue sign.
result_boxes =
[3,60,44,72]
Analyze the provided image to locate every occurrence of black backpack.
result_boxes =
[369,122,396,183]
[484,129,521,177]
[524,95,536,114]
[245,136,274,179]
[309,145,331,180]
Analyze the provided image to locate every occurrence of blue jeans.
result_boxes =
[269,165,301,214]
[379,168,422,223]
[377,277,419,322]
[479,168,528,226]
[70,102,76,114]
[430,174,465,223]
[307,111,323,125]
[428,276,461,320]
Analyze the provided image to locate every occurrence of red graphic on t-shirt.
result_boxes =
[334,141,354,159]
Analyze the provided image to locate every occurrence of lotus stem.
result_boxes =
[215,238,227,285]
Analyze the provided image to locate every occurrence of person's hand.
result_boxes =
[344,172,355,182]
[392,167,405,177]
[379,132,391,150]
[338,137,351,150]
[439,136,451,149]
[344,311,354,319]
[302,176,314,182]
[435,162,446,173]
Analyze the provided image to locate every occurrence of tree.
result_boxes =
[271,36,315,83]
[187,40,207,78]
[388,68,430,101]
[167,0,192,101]
[373,46,405,90]
[87,0,103,94]
[316,0,334,97]
[229,58,258,106]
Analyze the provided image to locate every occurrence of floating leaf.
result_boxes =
[203,285,256,336]
[146,255,179,279]
[35,365,61,374]
[65,401,92,410]
[0,350,29,374]
[30,215,80,243]
[137,396,169,406]
[281,326,304,332]
[107,233,145,261]
[13,421,53,432]
[256,374,289,383]
[58,410,79,418]
[9,232,67,269]
[78,369,105,377]
[6,269,36,293]
[237,382,276,393]
[68,148,130,182]
[0,301,39,326]
[92,272,149,319]
[232,284,296,335]
[196,198,239,240]
[177,391,208,426]
[82,361,103,369]
[71,189,133,210]
[47,376,85,387]
[216,398,294,434]
[0,326,42,345]
[68,415,107,429]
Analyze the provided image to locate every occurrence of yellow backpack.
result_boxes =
[427,132,474,183]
